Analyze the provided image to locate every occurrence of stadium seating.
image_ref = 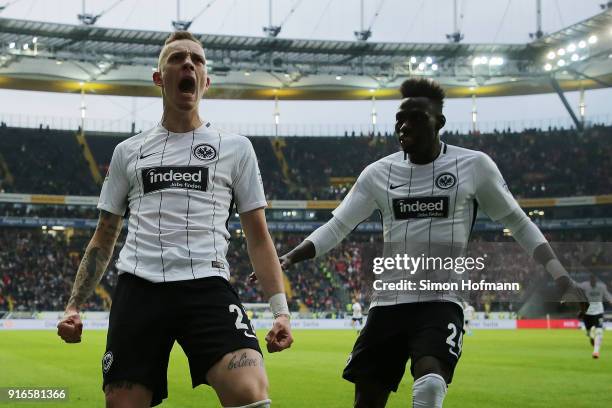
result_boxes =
[1,226,609,314]
[1,125,611,199]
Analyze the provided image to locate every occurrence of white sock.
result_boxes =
[412,373,447,408]
[594,328,603,354]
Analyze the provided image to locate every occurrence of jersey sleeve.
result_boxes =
[473,153,521,222]
[233,139,267,214]
[332,165,377,229]
[97,143,129,216]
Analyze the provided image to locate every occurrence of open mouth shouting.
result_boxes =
[178,76,197,97]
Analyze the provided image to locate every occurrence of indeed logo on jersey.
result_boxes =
[392,196,449,219]
[142,166,208,194]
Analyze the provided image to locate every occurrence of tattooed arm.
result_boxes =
[57,210,123,343]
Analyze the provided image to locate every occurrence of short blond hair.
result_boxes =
[158,31,204,70]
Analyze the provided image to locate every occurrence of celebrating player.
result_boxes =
[57,31,292,408]
[577,273,612,358]
[271,78,587,408]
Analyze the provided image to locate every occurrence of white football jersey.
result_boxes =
[352,302,363,318]
[577,281,612,316]
[98,122,267,283]
[333,143,521,308]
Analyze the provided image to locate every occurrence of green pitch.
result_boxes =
[0,330,610,407]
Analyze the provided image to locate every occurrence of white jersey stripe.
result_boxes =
[157,131,170,282]
[131,133,148,277]
[185,130,196,279]
[210,132,222,274]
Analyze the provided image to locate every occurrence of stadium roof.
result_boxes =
[0,9,611,100]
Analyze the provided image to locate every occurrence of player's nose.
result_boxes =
[182,58,195,71]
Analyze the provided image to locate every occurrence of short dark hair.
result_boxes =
[164,31,203,47]
[158,31,204,70]
[399,78,445,110]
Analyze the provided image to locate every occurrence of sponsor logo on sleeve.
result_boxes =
[392,196,449,219]
[142,166,208,194]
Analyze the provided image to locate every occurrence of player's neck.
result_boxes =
[407,140,442,165]
[161,108,203,133]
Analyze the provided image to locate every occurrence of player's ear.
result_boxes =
[153,71,163,88]
[436,114,446,131]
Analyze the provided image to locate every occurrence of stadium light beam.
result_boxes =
[588,35,598,44]
[557,48,566,56]
[578,40,587,48]
[8,42,15,49]
[547,51,556,60]
[567,43,576,52]
[544,63,552,71]
[425,56,433,64]
[571,54,579,62]
[431,64,439,71]
[557,59,566,67]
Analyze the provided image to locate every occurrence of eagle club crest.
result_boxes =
[102,351,113,374]
[435,172,457,189]
[193,143,217,161]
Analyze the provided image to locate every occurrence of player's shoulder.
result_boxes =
[444,143,498,170]
[366,150,404,172]
[443,143,489,161]
[113,126,161,157]
[207,124,252,147]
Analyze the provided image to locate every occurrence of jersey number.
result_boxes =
[446,323,463,358]
[229,304,257,339]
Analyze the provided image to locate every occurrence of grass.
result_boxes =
[0,329,610,407]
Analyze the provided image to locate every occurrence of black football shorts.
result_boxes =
[343,301,464,392]
[583,313,604,332]
[102,273,261,407]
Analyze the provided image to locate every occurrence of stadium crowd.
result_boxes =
[1,226,610,314]
[0,125,611,200]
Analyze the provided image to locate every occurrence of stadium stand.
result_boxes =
[1,225,610,314]
[1,125,611,199]
[0,125,610,314]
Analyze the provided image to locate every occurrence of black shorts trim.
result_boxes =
[343,301,464,392]
[102,273,262,407]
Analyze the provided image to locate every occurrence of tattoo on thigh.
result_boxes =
[227,353,262,370]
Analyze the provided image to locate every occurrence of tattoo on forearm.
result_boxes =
[67,211,120,309]
[227,353,262,370]
[67,246,111,308]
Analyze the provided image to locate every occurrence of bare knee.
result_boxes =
[227,375,269,406]
[104,381,152,408]
[354,382,390,408]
